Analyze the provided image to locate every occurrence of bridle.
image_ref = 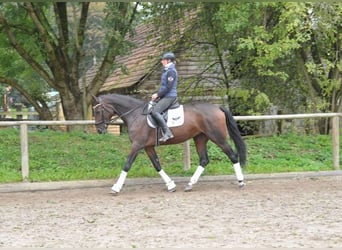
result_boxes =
[93,100,141,126]
[93,102,115,126]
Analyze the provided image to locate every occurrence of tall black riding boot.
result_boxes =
[152,113,174,142]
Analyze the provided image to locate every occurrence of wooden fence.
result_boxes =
[0,113,341,182]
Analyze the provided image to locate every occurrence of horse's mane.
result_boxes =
[100,93,145,106]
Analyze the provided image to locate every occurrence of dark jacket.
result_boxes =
[157,63,178,98]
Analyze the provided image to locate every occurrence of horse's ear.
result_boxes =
[92,95,99,104]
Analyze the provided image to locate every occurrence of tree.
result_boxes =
[225,2,341,132]
[0,6,53,119]
[145,2,340,134]
[0,2,140,123]
[145,2,272,114]
[295,3,342,114]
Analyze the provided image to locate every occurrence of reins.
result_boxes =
[93,100,141,126]
[118,104,141,118]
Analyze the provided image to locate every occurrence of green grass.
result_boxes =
[0,128,340,183]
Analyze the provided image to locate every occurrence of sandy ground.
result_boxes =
[1,175,342,248]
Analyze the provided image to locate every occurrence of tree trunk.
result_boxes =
[59,89,84,131]
[60,88,82,116]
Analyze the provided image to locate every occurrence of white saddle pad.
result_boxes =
[147,105,184,128]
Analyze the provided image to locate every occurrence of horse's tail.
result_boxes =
[220,107,247,166]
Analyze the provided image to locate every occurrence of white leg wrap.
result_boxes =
[112,171,127,193]
[233,163,244,181]
[159,169,176,191]
[189,165,205,185]
[159,169,171,183]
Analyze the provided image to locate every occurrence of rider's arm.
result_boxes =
[157,70,177,98]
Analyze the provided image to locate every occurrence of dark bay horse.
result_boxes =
[93,94,247,194]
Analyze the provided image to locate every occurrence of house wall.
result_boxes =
[129,46,227,106]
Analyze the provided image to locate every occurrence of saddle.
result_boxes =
[146,99,184,128]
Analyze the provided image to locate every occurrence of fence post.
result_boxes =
[183,140,191,170]
[331,116,340,170]
[20,123,29,181]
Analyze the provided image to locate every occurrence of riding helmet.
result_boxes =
[162,52,176,61]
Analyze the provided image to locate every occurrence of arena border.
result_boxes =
[1,170,342,193]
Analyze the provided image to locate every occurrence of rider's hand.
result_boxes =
[151,93,158,101]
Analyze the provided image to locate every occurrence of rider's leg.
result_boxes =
[150,98,175,142]
[151,112,174,142]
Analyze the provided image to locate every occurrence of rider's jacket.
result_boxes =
[157,62,178,98]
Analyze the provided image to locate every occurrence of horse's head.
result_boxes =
[92,95,114,134]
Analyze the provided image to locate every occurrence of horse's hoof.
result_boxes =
[184,184,193,192]
[166,181,176,192]
[238,181,245,189]
[110,190,120,196]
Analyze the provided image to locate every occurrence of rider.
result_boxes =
[150,52,178,142]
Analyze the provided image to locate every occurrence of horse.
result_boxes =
[92,94,247,194]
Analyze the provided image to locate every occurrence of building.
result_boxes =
[86,17,227,105]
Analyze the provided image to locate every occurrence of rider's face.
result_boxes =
[161,59,169,66]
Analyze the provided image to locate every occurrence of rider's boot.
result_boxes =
[152,112,174,142]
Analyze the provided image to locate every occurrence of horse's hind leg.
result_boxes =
[233,162,245,188]
[144,146,176,192]
[185,134,209,192]
[217,141,245,188]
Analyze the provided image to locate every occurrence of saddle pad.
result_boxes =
[147,105,184,128]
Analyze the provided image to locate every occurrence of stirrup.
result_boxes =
[159,133,174,142]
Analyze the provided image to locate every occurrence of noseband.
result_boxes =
[93,103,114,126]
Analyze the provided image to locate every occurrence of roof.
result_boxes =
[99,23,166,93]
[85,12,197,94]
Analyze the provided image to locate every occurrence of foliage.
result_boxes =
[0,2,340,128]
[145,2,341,127]
[0,2,141,121]
[228,3,341,115]
[0,32,49,112]
[0,128,338,183]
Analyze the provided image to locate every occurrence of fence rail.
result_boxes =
[0,111,38,116]
[1,113,341,182]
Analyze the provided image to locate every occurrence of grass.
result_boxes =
[0,127,340,183]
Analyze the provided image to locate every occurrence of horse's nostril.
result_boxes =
[97,129,107,134]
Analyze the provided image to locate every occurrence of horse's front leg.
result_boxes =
[111,147,140,194]
[185,134,208,192]
[145,146,176,192]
